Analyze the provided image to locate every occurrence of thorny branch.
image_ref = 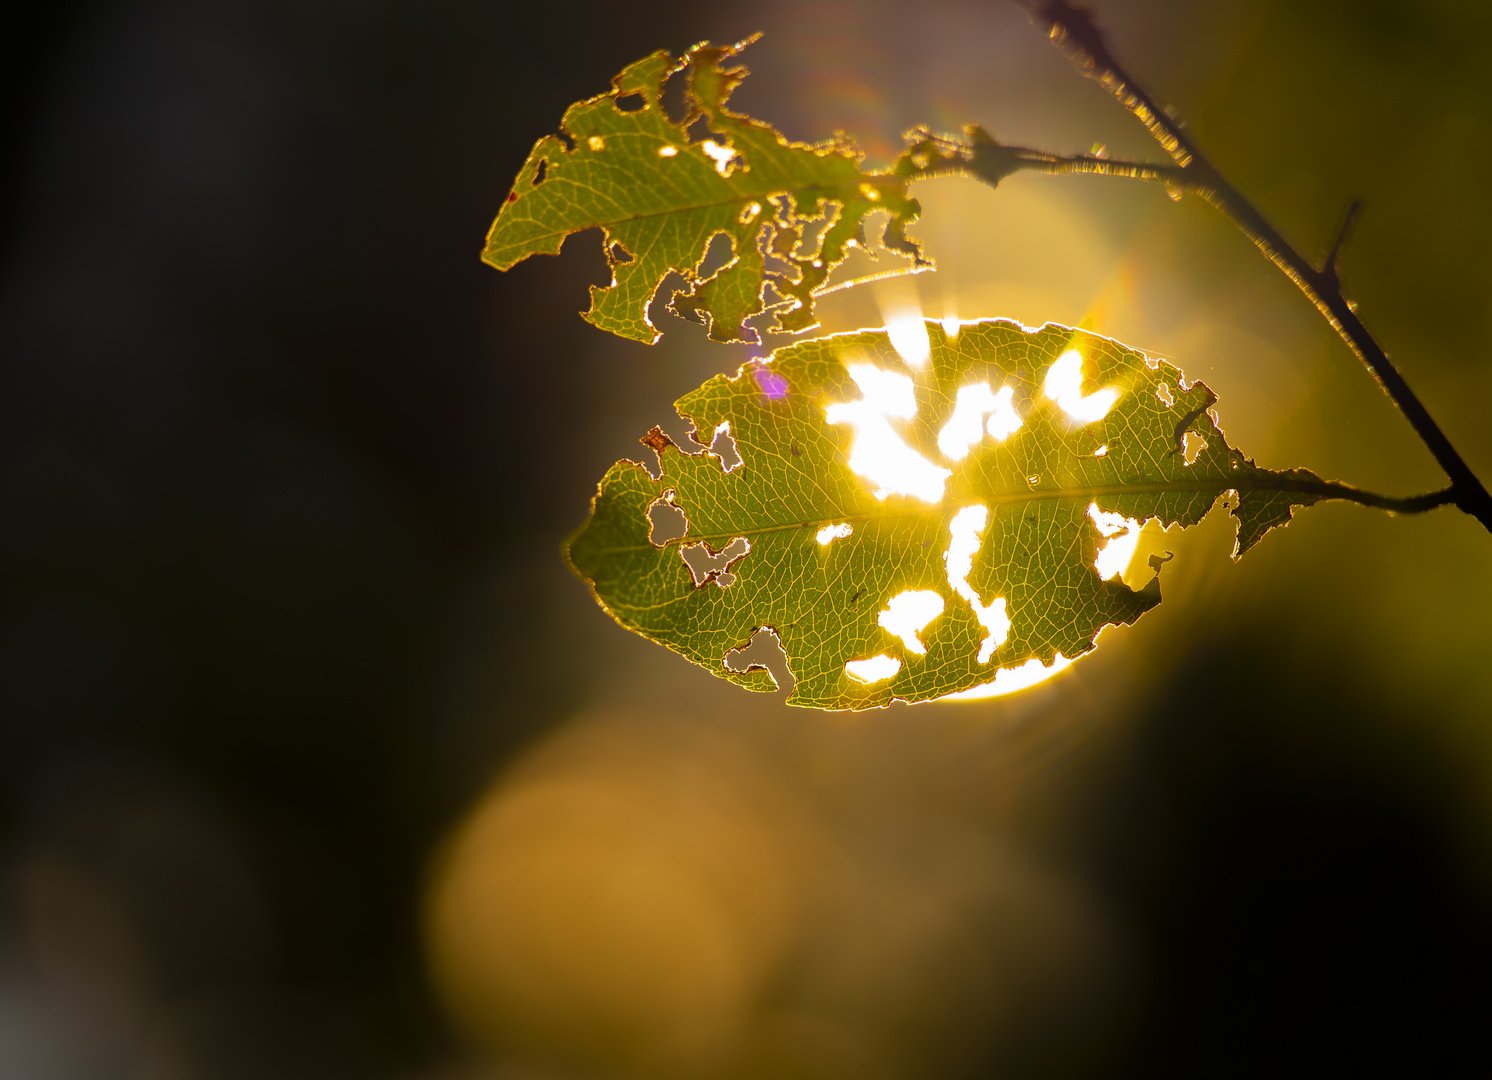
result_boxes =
[908,0,1492,533]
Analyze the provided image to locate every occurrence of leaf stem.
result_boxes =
[941,0,1492,534]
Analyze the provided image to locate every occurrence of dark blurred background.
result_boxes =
[4,1,1492,1076]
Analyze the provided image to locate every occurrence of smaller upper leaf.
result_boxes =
[483,37,926,344]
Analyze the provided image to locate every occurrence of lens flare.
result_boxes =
[699,140,735,176]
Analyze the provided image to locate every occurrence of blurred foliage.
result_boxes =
[3,1,1492,1077]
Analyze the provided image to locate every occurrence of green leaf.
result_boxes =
[565,319,1331,710]
[482,38,926,344]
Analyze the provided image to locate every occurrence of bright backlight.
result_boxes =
[1088,503,1142,581]
[877,589,945,655]
[1045,349,1119,423]
[936,654,1073,701]
[886,314,931,368]
[825,364,951,503]
[945,505,1010,663]
[937,383,1023,461]
[845,654,901,684]
[816,522,853,545]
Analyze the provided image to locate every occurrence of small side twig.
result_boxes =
[1321,200,1362,290]
[983,0,1492,534]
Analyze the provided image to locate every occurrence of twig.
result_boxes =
[977,0,1492,533]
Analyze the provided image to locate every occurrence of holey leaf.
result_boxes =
[566,320,1333,710]
[483,37,926,344]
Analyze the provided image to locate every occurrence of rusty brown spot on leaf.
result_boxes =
[639,426,675,455]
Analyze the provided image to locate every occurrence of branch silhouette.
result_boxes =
[905,0,1492,533]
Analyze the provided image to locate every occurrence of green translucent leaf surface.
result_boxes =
[483,38,924,343]
[566,320,1330,710]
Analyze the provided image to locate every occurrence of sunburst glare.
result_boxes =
[936,654,1074,701]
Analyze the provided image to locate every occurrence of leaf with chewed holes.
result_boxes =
[565,319,1334,709]
[482,37,925,344]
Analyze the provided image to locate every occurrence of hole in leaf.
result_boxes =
[531,158,548,185]
[1088,503,1143,581]
[663,270,705,324]
[845,654,901,685]
[724,626,793,693]
[684,114,716,145]
[816,522,853,546]
[709,422,742,472]
[609,241,634,265]
[614,92,646,114]
[699,140,738,176]
[824,364,950,503]
[885,313,930,369]
[1182,431,1207,466]
[937,382,1022,461]
[695,232,736,280]
[877,590,945,655]
[805,201,841,252]
[1156,382,1174,407]
[680,536,750,587]
[659,66,690,126]
[647,494,688,546]
[1045,350,1119,422]
[946,505,1010,663]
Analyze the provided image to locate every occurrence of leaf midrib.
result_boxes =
[488,179,868,254]
[596,474,1326,554]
